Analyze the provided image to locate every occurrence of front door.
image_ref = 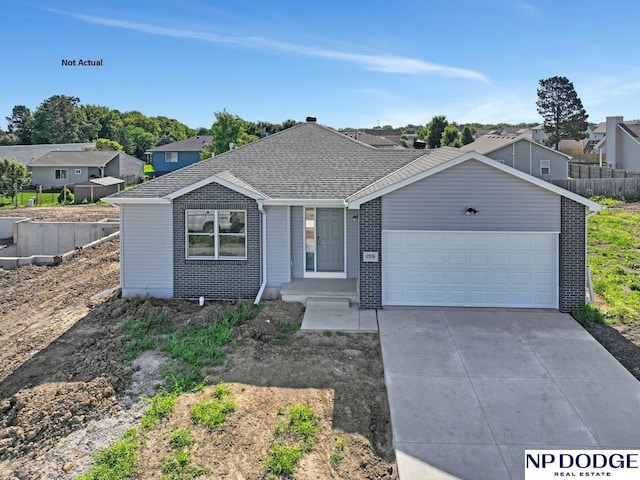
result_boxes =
[316,208,344,272]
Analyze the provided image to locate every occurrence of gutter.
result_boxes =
[585,209,601,303]
[254,201,267,304]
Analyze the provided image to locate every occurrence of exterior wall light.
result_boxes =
[352,214,359,222]
[465,207,479,216]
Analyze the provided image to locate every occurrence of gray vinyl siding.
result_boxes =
[619,131,640,171]
[121,203,174,297]
[290,206,303,278]
[266,205,291,287]
[347,209,359,278]
[104,157,119,177]
[31,166,89,188]
[382,160,560,232]
[487,140,568,179]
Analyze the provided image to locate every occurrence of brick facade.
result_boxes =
[173,183,261,300]
[358,198,382,309]
[559,197,586,313]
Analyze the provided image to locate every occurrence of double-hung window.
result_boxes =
[540,160,550,175]
[186,209,246,259]
[55,169,67,180]
[166,152,178,163]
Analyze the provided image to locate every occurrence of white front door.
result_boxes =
[382,231,558,308]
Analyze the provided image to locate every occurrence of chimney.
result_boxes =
[306,116,317,123]
[606,116,623,168]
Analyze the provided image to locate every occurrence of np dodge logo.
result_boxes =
[525,450,640,479]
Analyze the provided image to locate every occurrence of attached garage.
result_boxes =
[382,231,558,308]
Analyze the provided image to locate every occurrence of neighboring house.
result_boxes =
[583,122,606,154]
[0,143,95,166]
[459,134,570,179]
[342,131,403,149]
[531,124,547,144]
[146,135,213,176]
[595,116,640,171]
[106,119,600,314]
[29,151,143,188]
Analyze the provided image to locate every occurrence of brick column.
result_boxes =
[359,198,382,309]
[559,197,585,313]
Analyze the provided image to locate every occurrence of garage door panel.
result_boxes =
[382,231,557,308]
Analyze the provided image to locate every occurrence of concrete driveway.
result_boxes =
[378,308,640,480]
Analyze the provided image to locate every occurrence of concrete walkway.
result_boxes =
[378,307,640,480]
[300,305,378,332]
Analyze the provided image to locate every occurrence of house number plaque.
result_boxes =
[363,252,379,262]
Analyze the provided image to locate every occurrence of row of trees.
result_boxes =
[1,96,300,159]
[1,95,197,158]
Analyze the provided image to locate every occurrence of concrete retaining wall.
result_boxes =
[15,221,119,256]
[0,217,28,240]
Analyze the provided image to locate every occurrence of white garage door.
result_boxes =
[382,231,558,308]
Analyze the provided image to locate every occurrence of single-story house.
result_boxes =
[459,134,570,179]
[30,150,143,188]
[146,135,213,176]
[0,142,96,166]
[74,176,125,203]
[105,118,601,313]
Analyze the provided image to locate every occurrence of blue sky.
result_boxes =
[2,0,639,130]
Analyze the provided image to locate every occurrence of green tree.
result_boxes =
[279,119,299,131]
[200,142,215,160]
[210,109,258,155]
[0,131,18,146]
[31,95,86,144]
[122,126,156,158]
[95,138,124,151]
[461,126,475,145]
[441,125,462,147]
[6,105,33,144]
[420,115,448,148]
[536,76,588,150]
[0,157,31,199]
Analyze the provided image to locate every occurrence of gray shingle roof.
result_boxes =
[0,143,96,165]
[346,147,463,202]
[147,136,213,152]
[110,122,426,200]
[30,150,119,167]
[342,131,399,147]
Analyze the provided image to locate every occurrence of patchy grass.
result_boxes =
[264,404,319,477]
[121,311,172,360]
[573,303,607,327]
[160,450,210,479]
[330,435,347,467]
[76,428,140,480]
[588,207,640,323]
[275,321,301,344]
[190,383,236,431]
[140,391,178,430]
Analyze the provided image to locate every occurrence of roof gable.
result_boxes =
[347,151,601,211]
[148,136,213,152]
[460,134,570,159]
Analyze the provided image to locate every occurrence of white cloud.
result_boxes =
[53,10,488,82]
[514,2,541,18]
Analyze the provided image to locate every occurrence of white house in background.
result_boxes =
[595,116,640,170]
[531,124,547,144]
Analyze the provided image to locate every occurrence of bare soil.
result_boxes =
[0,205,395,479]
[0,204,119,222]
[0,204,638,479]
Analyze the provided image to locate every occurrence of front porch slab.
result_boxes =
[300,305,378,333]
[280,278,358,305]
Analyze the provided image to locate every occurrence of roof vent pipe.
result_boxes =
[306,116,317,123]
[229,142,235,150]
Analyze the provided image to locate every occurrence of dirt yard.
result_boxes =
[0,204,119,222]
[0,205,396,479]
[0,204,639,479]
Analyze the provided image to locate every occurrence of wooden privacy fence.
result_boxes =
[551,178,640,200]
[569,163,640,179]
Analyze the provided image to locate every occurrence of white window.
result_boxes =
[540,160,550,175]
[55,169,67,180]
[186,209,246,259]
[166,152,178,163]
[75,168,82,175]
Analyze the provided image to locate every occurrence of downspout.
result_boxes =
[585,210,599,303]
[254,200,267,304]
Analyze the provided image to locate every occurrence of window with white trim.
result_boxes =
[540,160,550,175]
[55,169,67,179]
[75,168,82,175]
[166,152,178,163]
[186,209,246,259]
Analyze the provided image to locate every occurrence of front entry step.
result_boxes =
[305,297,350,309]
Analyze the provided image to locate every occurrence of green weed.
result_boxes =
[121,311,172,360]
[170,428,194,449]
[76,428,139,480]
[330,435,347,467]
[264,443,303,477]
[140,391,178,430]
[573,304,606,327]
[160,450,210,479]
[190,384,235,431]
